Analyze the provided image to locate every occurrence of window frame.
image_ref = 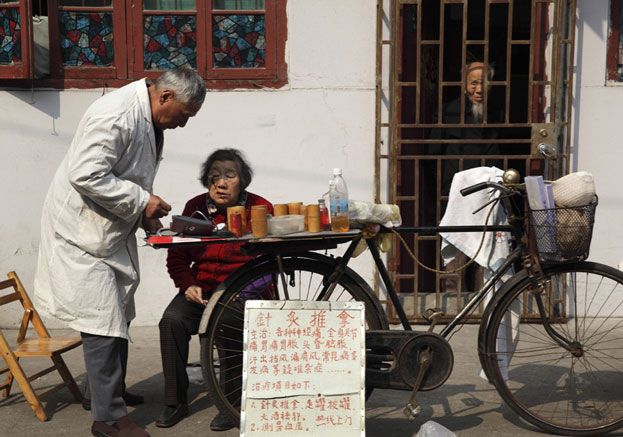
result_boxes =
[0,0,287,89]
[0,0,33,79]
[47,0,128,79]
[206,2,276,80]
[130,0,207,80]
[607,0,622,83]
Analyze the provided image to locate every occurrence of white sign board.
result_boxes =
[240,300,365,437]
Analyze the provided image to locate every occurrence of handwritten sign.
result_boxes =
[241,301,365,437]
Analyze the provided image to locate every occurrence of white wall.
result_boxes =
[0,0,378,327]
[573,0,623,267]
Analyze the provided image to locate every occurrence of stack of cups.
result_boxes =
[226,206,246,237]
[250,205,268,238]
[287,202,302,215]
[273,204,288,217]
[307,204,320,233]
[300,204,308,230]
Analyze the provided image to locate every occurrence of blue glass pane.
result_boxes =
[212,14,265,68]
[144,15,197,70]
[59,11,114,66]
[0,7,21,65]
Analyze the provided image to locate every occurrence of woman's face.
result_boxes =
[207,160,242,208]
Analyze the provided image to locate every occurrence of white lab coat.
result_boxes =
[34,79,160,339]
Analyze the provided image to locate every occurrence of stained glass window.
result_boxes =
[619,2,623,81]
[59,11,114,66]
[144,15,197,69]
[213,0,264,10]
[143,0,195,11]
[0,8,21,65]
[212,14,265,68]
[59,0,111,6]
[0,0,285,86]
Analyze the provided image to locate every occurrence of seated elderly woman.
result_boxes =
[156,148,272,431]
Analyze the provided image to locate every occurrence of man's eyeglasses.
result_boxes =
[208,171,238,186]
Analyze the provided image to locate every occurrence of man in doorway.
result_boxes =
[441,61,499,152]
[438,60,500,294]
[34,68,206,437]
[464,61,487,122]
[426,60,500,192]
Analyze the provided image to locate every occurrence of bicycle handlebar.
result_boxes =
[460,182,489,196]
[460,181,514,197]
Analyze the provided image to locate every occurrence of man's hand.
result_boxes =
[184,285,208,306]
[144,194,171,219]
[142,217,163,234]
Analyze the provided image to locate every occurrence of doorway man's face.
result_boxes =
[465,63,485,105]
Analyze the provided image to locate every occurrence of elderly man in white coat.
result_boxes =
[34,68,205,437]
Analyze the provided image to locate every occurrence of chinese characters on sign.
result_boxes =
[241,301,365,437]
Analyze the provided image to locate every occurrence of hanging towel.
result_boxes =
[439,166,510,271]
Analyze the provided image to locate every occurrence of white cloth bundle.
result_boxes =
[348,200,402,228]
[552,171,595,207]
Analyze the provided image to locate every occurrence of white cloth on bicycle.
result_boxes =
[440,166,510,271]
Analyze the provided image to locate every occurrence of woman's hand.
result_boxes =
[184,285,208,305]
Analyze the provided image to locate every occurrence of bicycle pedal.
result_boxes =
[424,307,444,321]
[403,402,421,420]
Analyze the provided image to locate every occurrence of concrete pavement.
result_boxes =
[0,325,549,436]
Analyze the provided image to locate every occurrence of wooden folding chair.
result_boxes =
[0,271,83,421]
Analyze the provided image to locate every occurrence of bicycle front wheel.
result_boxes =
[200,253,389,423]
[483,261,623,435]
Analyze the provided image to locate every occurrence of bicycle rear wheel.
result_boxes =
[483,262,623,435]
[200,253,388,423]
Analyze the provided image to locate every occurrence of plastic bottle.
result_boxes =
[332,168,349,201]
[329,168,350,232]
[318,199,330,231]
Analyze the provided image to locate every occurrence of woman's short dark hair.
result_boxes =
[199,148,254,190]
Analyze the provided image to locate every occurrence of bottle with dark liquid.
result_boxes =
[318,199,330,230]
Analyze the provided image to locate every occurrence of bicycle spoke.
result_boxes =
[202,254,387,424]
[217,323,244,333]
[215,348,243,356]
[215,353,243,362]
[485,264,623,434]
[216,334,243,344]
[304,269,313,301]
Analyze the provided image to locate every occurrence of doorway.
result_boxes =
[375,0,576,322]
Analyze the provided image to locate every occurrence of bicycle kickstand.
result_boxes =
[403,346,433,420]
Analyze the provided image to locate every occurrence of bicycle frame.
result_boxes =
[367,235,524,338]
[198,180,623,435]
[315,231,522,338]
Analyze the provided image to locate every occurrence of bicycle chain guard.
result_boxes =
[366,330,454,391]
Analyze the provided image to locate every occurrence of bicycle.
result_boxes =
[198,175,623,436]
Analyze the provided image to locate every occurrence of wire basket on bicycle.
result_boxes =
[528,197,598,264]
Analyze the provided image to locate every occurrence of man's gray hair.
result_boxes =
[155,68,206,106]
